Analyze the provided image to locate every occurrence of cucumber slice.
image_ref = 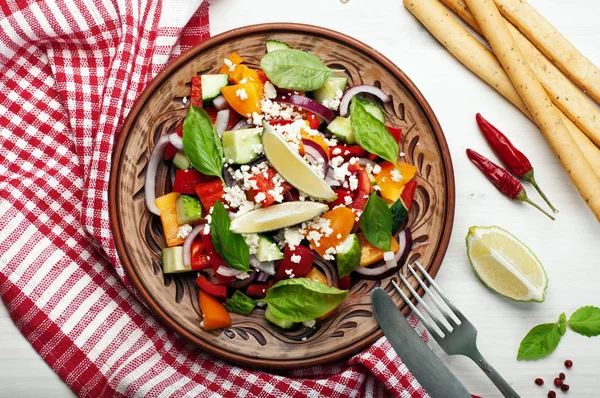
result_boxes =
[354,96,385,123]
[313,76,348,104]
[162,246,189,274]
[265,306,295,329]
[172,151,190,170]
[222,128,263,164]
[255,235,283,262]
[176,195,203,225]
[265,40,291,53]
[201,74,229,102]
[327,117,354,144]
[390,199,409,233]
[335,234,361,278]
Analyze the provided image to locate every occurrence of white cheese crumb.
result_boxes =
[291,254,302,264]
[336,233,342,239]
[349,175,358,191]
[235,88,248,100]
[203,223,210,235]
[251,112,264,126]
[239,78,248,84]
[399,152,405,157]
[284,268,295,278]
[223,58,236,72]
[182,96,188,104]
[391,169,402,182]
[235,272,250,280]
[243,233,260,255]
[264,81,277,99]
[303,319,316,328]
[383,251,395,262]
[252,143,263,154]
[344,195,353,206]
[254,192,266,203]
[177,224,193,239]
[332,147,342,156]
[373,164,382,175]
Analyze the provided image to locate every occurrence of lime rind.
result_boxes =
[466,225,548,303]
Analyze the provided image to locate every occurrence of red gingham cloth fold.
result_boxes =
[0,1,430,396]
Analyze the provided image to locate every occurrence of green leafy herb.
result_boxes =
[227,290,256,316]
[559,312,567,336]
[259,49,344,91]
[264,278,348,322]
[183,106,224,182]
[568,306,600,337]
[517,323,562,360]
[361,193,392,251]
[210,201,250,272]
[350,97,399,164]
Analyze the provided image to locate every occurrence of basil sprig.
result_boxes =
[183,106,224,182]
[210,201,250,272]
[360,193,393,251]
[517,306,600,360]
[264,278,348,322]
[259,49,344,91]
[350,97,399,164]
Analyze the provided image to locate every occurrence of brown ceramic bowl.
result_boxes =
[109,23,455,369]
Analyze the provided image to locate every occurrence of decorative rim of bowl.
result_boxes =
[109,22,455,369]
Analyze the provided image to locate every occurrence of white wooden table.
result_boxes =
[1,0,599,396]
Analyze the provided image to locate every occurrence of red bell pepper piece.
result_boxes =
[204,106,218,123]
[387,126,402,144]
[246,281,274,298]
[366,152,379,161]
[400,179,417,212]
[338,275,351,290]
[274,245,314,282]
[306,112,321,129]
[164,121,183,160]
[195,274,227,298]
[194,180,225,211]
[257,69,269,84]
[190,77,202,108]
[331,145,365,161]
[173,170,214,195]
[247,168,292,207]
[347,164,371,211]
[191,239,211,270]
[200,233,234,284]
[329,189,352,209]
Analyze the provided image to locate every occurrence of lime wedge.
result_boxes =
[262,121,336,201]
[466,226,547,302]
[230,201,328,233]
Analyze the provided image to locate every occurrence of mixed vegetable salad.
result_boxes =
[145,40,418,331]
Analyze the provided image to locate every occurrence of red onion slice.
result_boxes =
[212,95,229,111]
[232,119,252,130]
[313,255,338,288]
[339,85,391,117]
[230,270,257,289]
[183,224,206,267]
[357,157,378,170]
[302,139,329,176]
[217,265,243,277]
[215,109,230,135]
[354,261,396,276]
[256,271,269,282]
[145,134,171,215]
[169,133,184,151]
[250,255,276,275]
[394,229,413,266]
[275,94,336,123]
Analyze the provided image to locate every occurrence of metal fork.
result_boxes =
[392,261,520,398]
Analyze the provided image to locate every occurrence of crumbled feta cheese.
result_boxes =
[303,319,316,328]
[324,137,338,147]
[235,272,250,280]
[284,268,295,278]
[239,78,248,84]
[235,88,248,100]
[301,337,307,341]
[332,147,342,156]
[373,185,381,191]
[399,152,405,157]
[291,254,302,264]
[203,223,210,235]
[176,224,193,239]
[282,227,306,250]
[349,174,358,191]
[223,58,236,72]
[243,233,260,255]
[252,143,263,154]
[344,195,353,206]
[264,81,277,99]
[307,230,322,246]
[254,192,266,203]
[330,156,345,168]
[383,251,395,262]
[391,169,402,182]
[251,112,264,126]
[373,164,382,175]
[336,233,342,239]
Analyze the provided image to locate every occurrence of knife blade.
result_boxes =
[371,288,472,398]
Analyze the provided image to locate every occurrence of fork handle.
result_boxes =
[467,349,521,398]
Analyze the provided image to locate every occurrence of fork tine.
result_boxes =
[397,272,451,336]
[407,263,459,327]
[390,280,444,339]
[413,261,466,321]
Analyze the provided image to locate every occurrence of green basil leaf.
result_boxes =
[211,201,250,272]
[517,323,562,360]
[558,312,567,336]
[183,106,224,181]
[568,305,600,337]
[226,290,256,316]
[264,278,348,322]
[259,49,343,91]
[361,193,392,251]
[350,97,399,164]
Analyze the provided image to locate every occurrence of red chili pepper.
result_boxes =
[476,114,557,214]
[467,149,554,220]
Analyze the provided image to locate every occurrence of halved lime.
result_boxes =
[466,226,547,302]
[230,202,328,233]
[262,121,336,201]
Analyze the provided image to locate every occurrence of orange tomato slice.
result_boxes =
[374,161,417,203]
[310,207,355,257]
[221,83,262,117]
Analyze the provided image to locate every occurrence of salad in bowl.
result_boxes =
[145,40,418,331]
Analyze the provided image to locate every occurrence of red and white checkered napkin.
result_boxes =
[0,1,430,396]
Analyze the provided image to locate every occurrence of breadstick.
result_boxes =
[494,0,600,104]
[440,0,600,148]
[402,0,600,181]
[464,0,600,220]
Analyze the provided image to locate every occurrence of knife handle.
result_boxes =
[467,348,521,398]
